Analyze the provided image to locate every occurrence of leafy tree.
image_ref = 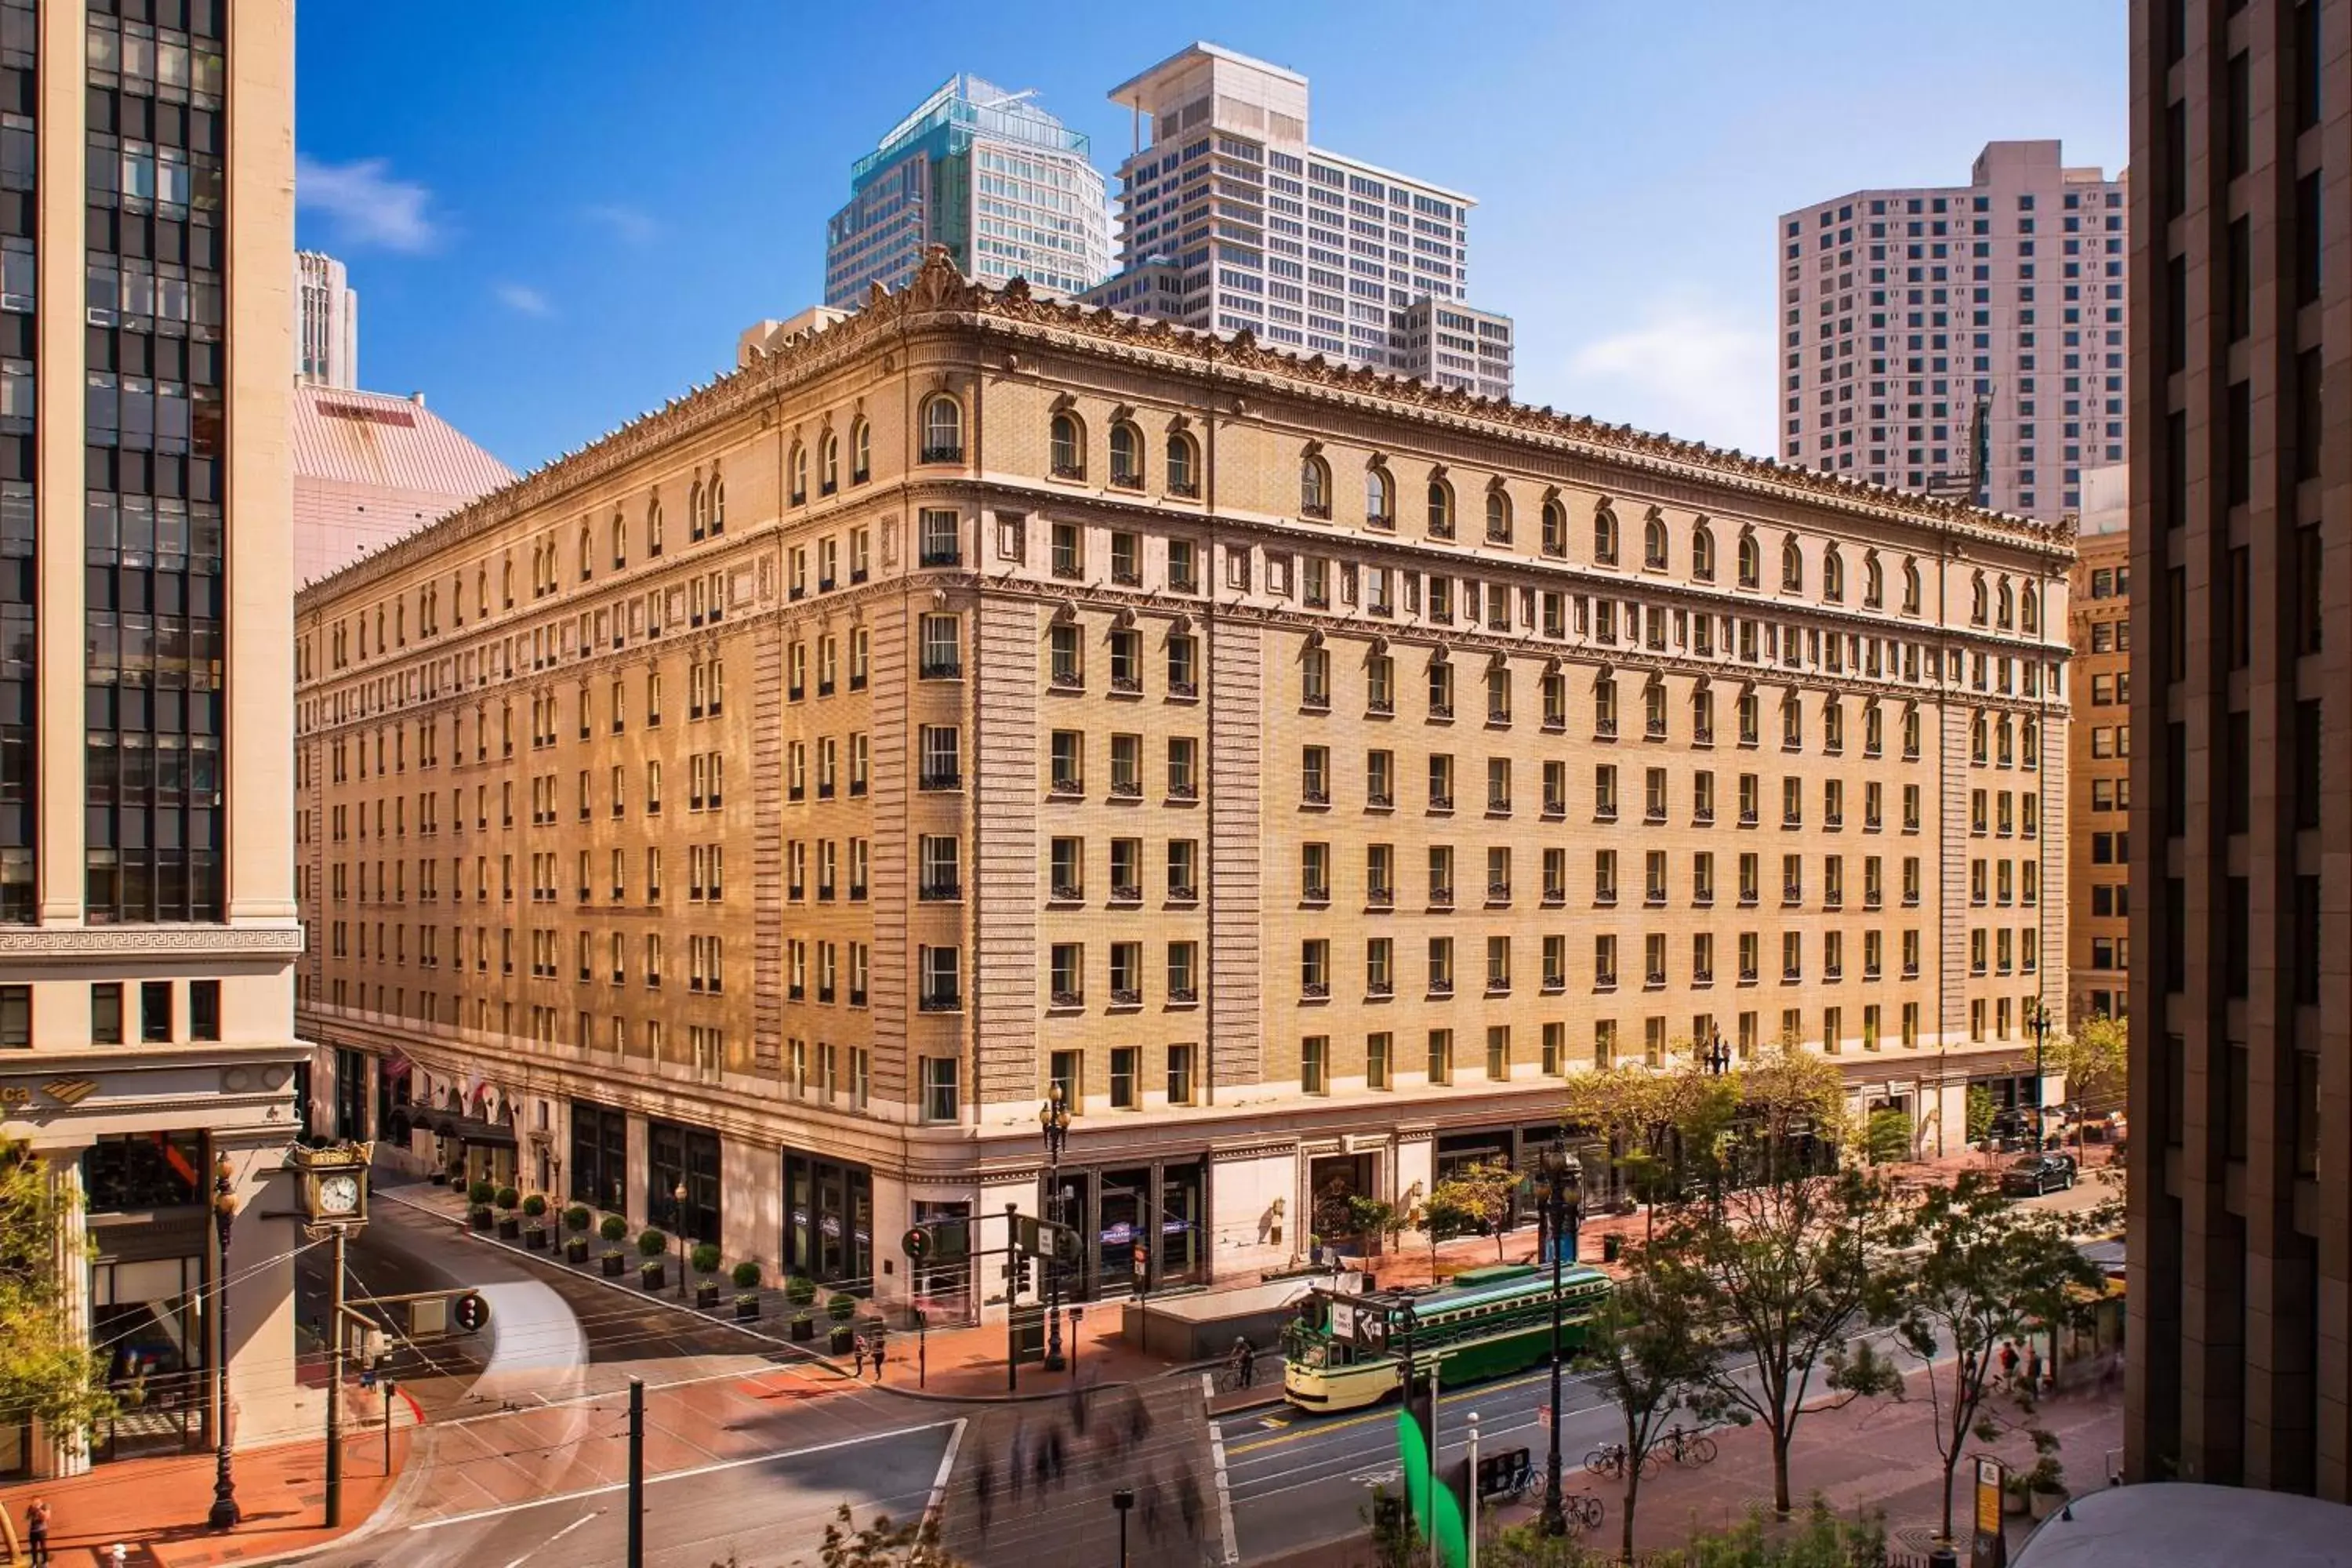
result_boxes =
[1586,1243,1724,1563]
[1562,1049,1742,1240]
[1468,1500,1889,1566]
[0,1147,114,1454]
[1422,1159,1523,1263]
[1872,1170,2103,1541]
[1863,1109,1912,1166]
[1965,1085,1998,1145]
[1652,1165,1904,1517]
[2053,1013,2129,1114]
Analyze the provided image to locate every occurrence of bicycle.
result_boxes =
[1566,1492,1606,1532]
[1658,1425,1719,1468]
[1584,1442,1653,1479]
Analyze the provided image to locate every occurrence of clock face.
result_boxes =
[317,1173,362,1216]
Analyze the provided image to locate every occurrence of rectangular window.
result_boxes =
[91,983,124,1045]
[140,980,172,1043]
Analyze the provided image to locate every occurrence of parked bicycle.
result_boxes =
[1657,1423,1719,1468]
[1491,1459,1606,1534]
[1583,1441,1653,1480]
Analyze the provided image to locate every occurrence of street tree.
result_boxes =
[1653,1164,1904,1517]
[0,1145,114,1452]
[1587,1243,1724,1563]
[1874,1171,2103,1542]
[1562,1048,1741,1240]
[1422,1159,1523,1264]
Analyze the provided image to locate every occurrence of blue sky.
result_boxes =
[295,1,2126,474]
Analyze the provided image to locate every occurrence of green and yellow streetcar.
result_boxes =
[1279,1262,1613,1413]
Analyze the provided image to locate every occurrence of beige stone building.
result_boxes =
[0,0,310,1480]
[2067,467,2129,1025]
[296,253,2074,1313]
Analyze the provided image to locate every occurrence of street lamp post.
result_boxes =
[2027,1000,2051,1151]
[1704,1027,1733,1213]
[673,1179,689,1301]
[1535,1140,1582,1535]
[207,1152,240,1530]
[1039,1084,1071,1373]
[1111,1486,1134,1567]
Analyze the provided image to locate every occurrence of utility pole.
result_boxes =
[627,1376,645,1568]
[1465,1411,1479,1568]
[1004,1202,1021,1393]
[324,1225,347,1527]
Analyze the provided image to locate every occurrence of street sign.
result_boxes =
[451,1290,492,1334]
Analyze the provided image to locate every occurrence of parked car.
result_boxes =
[2001,1152,2078,1197]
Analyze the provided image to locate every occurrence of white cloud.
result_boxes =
[1559,303,1776,456]
[582,203,659,245]
[296,154,439,253]
[494,282,553,318]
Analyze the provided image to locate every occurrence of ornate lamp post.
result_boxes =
[1038,1083,1071,1372]
[207,1152,241,1530]
[2026,1000,2051,1150]
[1535,1139,1583,1535]
[673,1179,690,1301]
[1703,1025,1733,1076]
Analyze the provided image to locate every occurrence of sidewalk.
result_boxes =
[0,1417,412,1568]
[383,1178,1229,1404]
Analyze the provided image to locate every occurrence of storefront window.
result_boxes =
[782,1150,872,1289]
[569,1101,627,1213]
[82,1131,202,1210]
[648,1120,720,1245]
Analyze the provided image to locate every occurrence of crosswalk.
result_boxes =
[936,1378,1227,1568]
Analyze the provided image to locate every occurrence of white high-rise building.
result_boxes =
[1083,43,1513,400]
[1776,140,2127,520]
[296,249,358,390]
[825,74,1112,307]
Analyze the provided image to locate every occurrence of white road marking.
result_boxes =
[1208,1405,1242,1567]
[925,1417,966,1527]
[498,1509,600,1568]
[409,1420,957,1530]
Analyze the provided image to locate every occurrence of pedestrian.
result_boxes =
[1232,1334,1257,1389]
[1127,1392,1152,1447]
[972,1453,996,1535]
[1141,1474,1164,1537]
[1998,1340,2020,1387]
[1176,1465,1203,1539]
[2027,1347,2045,1391]
[24,1496,48,1567]
[1069,1377,1091,1436]
[1007,1421,1027,1501]
[870,1334,887,1384]
[1032,1429,1053,1494]
[1045,1424,1068,1487]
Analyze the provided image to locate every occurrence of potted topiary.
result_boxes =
[600,1213,629,1277]
[495,1185,522,1240]
[637,1228,668,1290]
[786,1273,818,1312]
[2024,1454,2067,1522]
[790,1310,815,1343]
[691,1243,723,1310]
[826,1291,858,1355]
[731,1261,762,1322]
[467,1179,496,1231]
[564,1205,593,1263]
[521,1194,550,1250]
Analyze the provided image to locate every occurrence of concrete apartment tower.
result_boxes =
[296,249,358,390]
[1777,140,2129,520]
[1083,43,1515,400]
[824,74,1112,307]
[0,0,312,1478]
[2129,0,2349,1497]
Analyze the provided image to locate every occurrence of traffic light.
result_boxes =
[1009,1254,1033,1294]
[902,1226,930,1262]
[451,1290,492,1334]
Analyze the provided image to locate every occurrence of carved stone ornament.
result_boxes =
[0,927,305,962]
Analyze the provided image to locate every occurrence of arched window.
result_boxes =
[1484,488,1511,543]
[1780,536,1804,592]
[611,512,626,570]
[1863,551,1883,608]
[1643,511,1668,570]
[1823,546,1844,602]
[1166,430,1200,495]
[1541,498,1567,557]
[1996,579,2015,629]
[1901,558,1922,614]
[850,418,872,484]
[1593,503,1619,565]
[1426,477,1454,539]
[1971,573,1989,625]
[1692,523,1716,582]
[710,473,725,531]
[689,480,706,540]
[476,568,487,617]
[1367,465,1394,526]
[2020,583,2041,635]
[820,432,840,493]
[1111,423,1143,488]
[1049,412,1084,478]
[501,559,514,608]
[1737,530,1761,588]
[648,499,664,557]
[790,443,808,504]
[920,395,964,462]
[1301,452,1331,517]
[578,524,593,581]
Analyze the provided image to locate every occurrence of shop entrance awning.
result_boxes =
[426,1113,517,1149]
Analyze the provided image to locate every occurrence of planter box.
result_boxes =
[2029,1489,2065,1522]
[640,1263,666,1290]
[829,1327,856,1355]
[735,1297,760,1323]
[565,1237,590,1264]
[790,1317,815,1343]
[496,1217,521,1240]
[695,1282,720,1310]
[601,1251,626,1278]
[470,1210,493,1232]
[524,1228,549,1252]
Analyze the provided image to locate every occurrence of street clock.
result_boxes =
[289,1141,373,1226]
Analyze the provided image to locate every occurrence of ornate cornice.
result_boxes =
[0,925,305,964]
[296,249,2071,612]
